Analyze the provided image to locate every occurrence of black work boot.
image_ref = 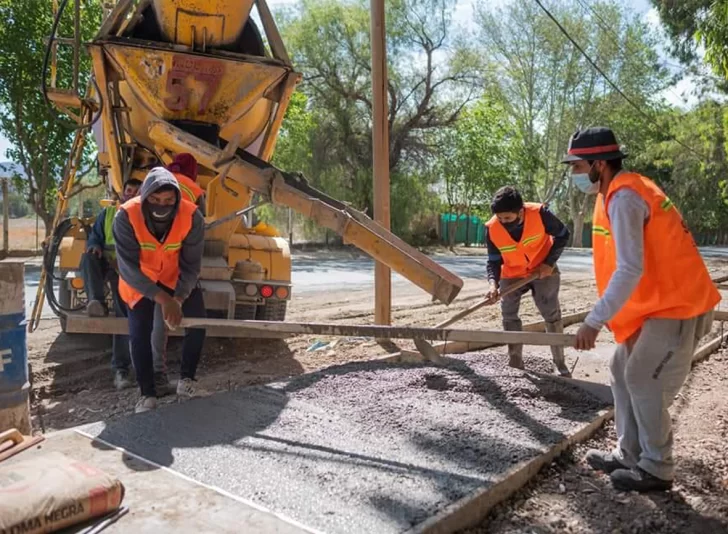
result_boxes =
[546,320,571,377]
[585,449,628,474]
[610,467,673,492]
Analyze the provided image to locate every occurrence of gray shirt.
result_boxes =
[585,188,649,330]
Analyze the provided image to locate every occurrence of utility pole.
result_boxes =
[371,0,391,325]
[2,179,8,257]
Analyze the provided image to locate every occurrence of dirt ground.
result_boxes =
[24,251,728,532]
[473,350,728,534]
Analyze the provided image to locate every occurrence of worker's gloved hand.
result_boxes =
[575,323,599,350]
[485,282,500,303]
[536,263,554,279]
[87,245,103,258]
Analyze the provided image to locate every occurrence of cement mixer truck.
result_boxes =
[29,0,463,334]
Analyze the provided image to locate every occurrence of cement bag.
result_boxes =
[0,451,124,534]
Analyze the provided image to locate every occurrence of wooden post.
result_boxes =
[2,179,8,256]
[371,0,391,325]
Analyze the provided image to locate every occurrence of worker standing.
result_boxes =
[485,186,571,377]
[568,127,720,492]
[113,167,207,413]
[82,178,141,390]
[167,153,206,215]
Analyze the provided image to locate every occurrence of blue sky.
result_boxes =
[0,0,702,161]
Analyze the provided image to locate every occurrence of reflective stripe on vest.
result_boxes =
[592,173,721,343]
[486,203,553,279]
[103,206,118,260]
[173,172,204,204]
[117,196,198,309]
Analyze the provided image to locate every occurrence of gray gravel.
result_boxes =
[83,351,608,534]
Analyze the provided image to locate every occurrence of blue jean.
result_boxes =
[128,286,206,397]
[80,252,131,372]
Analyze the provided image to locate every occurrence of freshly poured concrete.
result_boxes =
[83,352,609,533]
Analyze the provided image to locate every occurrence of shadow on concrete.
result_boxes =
[91,385,290,470]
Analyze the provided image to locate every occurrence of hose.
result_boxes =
[43,217,91,316]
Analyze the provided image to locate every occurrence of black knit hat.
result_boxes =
[561,127,628,163]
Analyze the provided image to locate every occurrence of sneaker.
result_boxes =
[176,378,207,399]
[113,370,132,390]
[134,396,157,414]
[611,467,673,492]
[87,300,108,318]
[154,372,174,397]
[585,449,628,474]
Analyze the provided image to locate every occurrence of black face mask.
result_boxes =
[502,218,522,231]
[149,205,175,221]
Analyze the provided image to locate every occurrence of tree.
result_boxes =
[439,96,521,248]
[475,0,669,246]
[0,0,100,236]
[640,101,728,235]
[279,0,480,236]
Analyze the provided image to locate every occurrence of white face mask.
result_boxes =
[572,163,599,195]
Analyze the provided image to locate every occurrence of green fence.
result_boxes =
[440,213,486,246]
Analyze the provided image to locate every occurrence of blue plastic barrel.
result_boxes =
[0,262,29,434]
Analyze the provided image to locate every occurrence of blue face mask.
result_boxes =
[572,164,600,195]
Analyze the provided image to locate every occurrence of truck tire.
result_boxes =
[58,280,71,333]
[255,300,287,322]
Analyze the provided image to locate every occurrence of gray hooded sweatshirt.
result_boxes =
[113,167,205,302]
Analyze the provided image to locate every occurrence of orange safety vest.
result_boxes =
[486,203,553,279]
[117,196,198,309]
[592,172,720,343]
[173,172,204,204]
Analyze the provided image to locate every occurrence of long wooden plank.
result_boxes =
[65,315,286,339]
[714,310,728,322]
[175,318,576,346]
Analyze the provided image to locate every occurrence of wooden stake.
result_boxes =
[371,0,391,326]
[2,179,8,256]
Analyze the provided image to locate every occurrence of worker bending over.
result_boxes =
[485,186,571,376]
[143,153,207,397]
[113,167,207,413]
[568,127,719,492]
[82,178,141,390]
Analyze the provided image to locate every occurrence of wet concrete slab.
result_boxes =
[82,352,610,534]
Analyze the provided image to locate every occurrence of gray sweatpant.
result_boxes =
[151,303,168,374]
[500,270,563,363]
[610,311,713,480]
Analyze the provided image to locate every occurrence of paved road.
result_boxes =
[21,247,728,319]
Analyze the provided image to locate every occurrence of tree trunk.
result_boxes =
[572,214,585,248]
[464,208,471,248]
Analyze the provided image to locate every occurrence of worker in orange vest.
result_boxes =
[166,153,205,214]
[566,127,720,492]
[113,167,207,413]
[485,186,571,376]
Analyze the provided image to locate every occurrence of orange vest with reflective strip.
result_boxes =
[173,172,204,204]
[486,203,553,279]
[117,196,198,309]
[592,173,720,343]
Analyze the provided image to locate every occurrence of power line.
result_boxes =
[572,0,689,109]
[532,0,706,160]
[575,0,724,85]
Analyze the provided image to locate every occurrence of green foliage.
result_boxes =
[0,0,101,233]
